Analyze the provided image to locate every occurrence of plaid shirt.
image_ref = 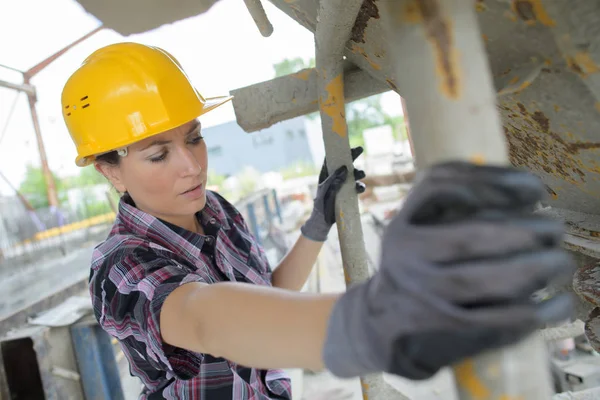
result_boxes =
[89,191,292,399]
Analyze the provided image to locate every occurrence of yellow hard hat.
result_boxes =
[61,42,233,166]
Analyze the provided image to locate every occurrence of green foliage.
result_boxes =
[207,169,227,188]
[273,57,315,77]
[272,58,407,150]
[280,161,319,180]
[19,164,67,209]
[63,165,106,188]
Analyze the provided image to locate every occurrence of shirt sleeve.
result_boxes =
[92,249,208,380]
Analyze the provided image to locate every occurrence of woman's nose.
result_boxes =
[177,147,202,176]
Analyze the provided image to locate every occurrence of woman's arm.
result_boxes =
[160,281,339,371]
[271,235,324,291]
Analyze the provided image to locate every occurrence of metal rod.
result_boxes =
[26,79,59,208]
[24,26,104,79]
[243,0,274,37]
[0,78,35,96]
[0,63,24,73]
[272,189,283,223]
[315,1,409,399]
[0,92,21,145]
[380,0,553,398]
[400,96,416,159]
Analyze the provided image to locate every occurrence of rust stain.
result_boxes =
[596,103,600,113]
[504,10,518,22]
[509,76,520,85]
[402,1,422,23]
[351,43,382,70]
[482,34,489,43]
[554,104,560,112]
[511,0,556,26]
[320,74,347,137]
[415,0,462,99]
[567,52,600,77]
[343,267,351,286]
[545,185,558,199]
[386,79,398,91]
[454,360,491,399]
[501,101,600,186]
[585,307,600,353]
[475,0,486,12]
[361,380,370,399]
[531,110,549,132]
[293,69,312,81]
[574,264,600,308]
[351,0,380,44]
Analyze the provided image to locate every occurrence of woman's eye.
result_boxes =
[150,152,167,163]
[188,135,203,145]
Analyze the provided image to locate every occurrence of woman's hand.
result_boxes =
[322,161,574,379]
[300,147,366,242]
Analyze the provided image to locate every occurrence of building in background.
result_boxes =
[203,116,322,177]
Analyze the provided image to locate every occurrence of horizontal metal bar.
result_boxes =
[0,79,35,96]
[230,66,388,132]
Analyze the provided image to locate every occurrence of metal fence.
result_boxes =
[0,194,115,272]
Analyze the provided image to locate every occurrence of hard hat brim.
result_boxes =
[74,95,234,167]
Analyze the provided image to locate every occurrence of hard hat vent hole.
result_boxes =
[80,96,88,101]
[82,104,90,109]
[65,105,70,109]
[66,113,71,116]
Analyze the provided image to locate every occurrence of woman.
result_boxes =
[62,42,573,400]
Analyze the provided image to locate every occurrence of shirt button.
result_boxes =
[205,236,214,245]
[209,218,216,225]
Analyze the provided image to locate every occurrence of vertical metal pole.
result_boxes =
[399,96,416,159]
[263,193,273,223]
[246,203,262,245]
[272,189,283,223]
[25,81,59,209]
[316,1,409,399]
[380,1,553,399]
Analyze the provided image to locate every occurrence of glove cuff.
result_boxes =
[300,210,332,242]
[322,283,376,378]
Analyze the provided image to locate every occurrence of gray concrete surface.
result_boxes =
[0,246,94,321]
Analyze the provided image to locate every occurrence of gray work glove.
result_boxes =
[323,161,574,380]
[300,147,366,242]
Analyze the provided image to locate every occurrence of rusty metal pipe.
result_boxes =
[243,0,274,37]
[380,0,553,399]
[315,1,409,399]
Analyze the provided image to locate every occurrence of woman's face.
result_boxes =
[96,119,208,226]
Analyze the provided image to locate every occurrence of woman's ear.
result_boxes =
[94,162,127,193]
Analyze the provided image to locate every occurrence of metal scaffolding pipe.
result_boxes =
[380,0,553,399]
[0,78,35,96]
[315,1,408,399]
[243,0,273,37]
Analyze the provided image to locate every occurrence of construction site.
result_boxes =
[2,0,600,399]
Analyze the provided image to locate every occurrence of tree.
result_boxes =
[19,164,66,209]
[273,57,315,77]
[272,58,406,152]
[63,165,106,188]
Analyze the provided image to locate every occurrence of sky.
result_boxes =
[0,0,401,195]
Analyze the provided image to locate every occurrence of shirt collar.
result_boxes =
[116,191,230,254]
